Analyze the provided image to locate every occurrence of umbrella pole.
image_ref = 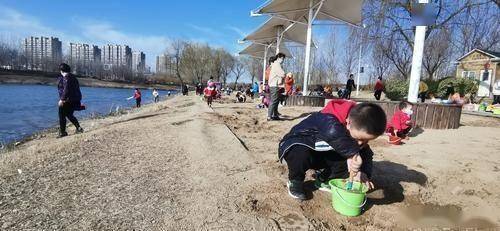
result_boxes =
[276,25,283,54]
[303,0,314,96]
[263,47,268,86]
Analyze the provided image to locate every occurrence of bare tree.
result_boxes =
[423,29,452,80]
[168,39,185,85]
[243,56,261,84]
[322,28,340,84]
[371,41,391,82]
[219,51,235,87]
[342,28,360,80]
[232,57,246,87]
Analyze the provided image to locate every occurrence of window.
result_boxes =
[461,71,476,79]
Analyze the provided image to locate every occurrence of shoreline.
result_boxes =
[0,94,178,152]
[0,74,178,90]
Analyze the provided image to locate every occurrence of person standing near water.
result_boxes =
[134,88,142,107]
[268,53,286,121]
[152,88,159,103]
[57,63,84,138]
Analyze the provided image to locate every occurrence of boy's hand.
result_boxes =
[347,154,362,173]
[354,172,375,190]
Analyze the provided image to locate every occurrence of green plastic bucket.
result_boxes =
[329,179,368,217]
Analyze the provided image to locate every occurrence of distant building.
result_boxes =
[22,36,62,71]
[455,48,500,98]
[101,44,132,71]
[156,54,175,75]
[69,43,101,76]
[132,51,146,73]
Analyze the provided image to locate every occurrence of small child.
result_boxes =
[386,101,413,139]
[278,99,387,200]
[203,83,217,107]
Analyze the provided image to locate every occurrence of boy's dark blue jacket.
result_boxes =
[278,99,374,178]
[58,74,82,104]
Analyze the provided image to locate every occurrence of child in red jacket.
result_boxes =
[204,83,217,107]
[386,101,413,139]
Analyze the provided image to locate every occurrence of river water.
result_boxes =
[0,84,176,145]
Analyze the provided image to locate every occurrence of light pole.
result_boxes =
[356,24,366,96]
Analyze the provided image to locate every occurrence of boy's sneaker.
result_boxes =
[314,170,331,192]
[287,180,307,200]
[314,178,331,192]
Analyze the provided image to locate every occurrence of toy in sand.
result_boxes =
[388,135,402,145]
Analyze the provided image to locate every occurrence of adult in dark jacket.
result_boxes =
[345,74,356,99]
[57,63,83,138]
[278,99,386,200]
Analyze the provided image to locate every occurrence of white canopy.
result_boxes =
[253,0,363,95]
[239,43,292,58]
[255,0,363,26]
[243,17,312,46]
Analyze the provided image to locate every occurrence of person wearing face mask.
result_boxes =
[268,53,286,121]
[278,99,387,200]
[386,101,414,139]
[57,63,84,138]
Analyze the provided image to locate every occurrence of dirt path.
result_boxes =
[1,95,499,230]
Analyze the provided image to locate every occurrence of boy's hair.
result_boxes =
[398,101,413,110]
[276,53,286,59]
[348,103,387,136]
[59,63,71,73]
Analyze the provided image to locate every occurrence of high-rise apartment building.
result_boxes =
[101,44,132,70]
[69,43,101,75]
[22,36,62,71]
[156,54,175,75]
[132,51,146,73]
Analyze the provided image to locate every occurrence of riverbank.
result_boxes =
[0,94,499,229]
[0,74,177,90]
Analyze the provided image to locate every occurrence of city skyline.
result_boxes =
[23,36,149,77]
[0,1,268,72]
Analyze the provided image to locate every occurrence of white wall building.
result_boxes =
[69,43,101,75]
[156,54,175,75]
[102,44,132,70]
[22,36,62,71]
[132,51,146,73]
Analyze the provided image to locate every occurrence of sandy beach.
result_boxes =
[0,94,499,230]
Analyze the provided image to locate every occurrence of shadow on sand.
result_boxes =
[363,161,427,212]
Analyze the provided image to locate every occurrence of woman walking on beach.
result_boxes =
[57,63,84,138]
[268,53,286,121]
[134,88,142,107]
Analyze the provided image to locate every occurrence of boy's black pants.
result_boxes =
[283,145,349,182]
[59,103,80,133]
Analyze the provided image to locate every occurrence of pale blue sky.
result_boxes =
[0,1,273,70]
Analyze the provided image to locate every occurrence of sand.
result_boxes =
[0,93,499,230]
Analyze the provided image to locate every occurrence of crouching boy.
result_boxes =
[278,100,387,200]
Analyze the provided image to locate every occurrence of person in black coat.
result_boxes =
[57,63,84,138]
[345,74,356,99]
[278,99,386,200]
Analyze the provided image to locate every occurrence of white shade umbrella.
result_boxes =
[239,42,291,85]
[255,0,362,26]
[253,0,363,95]
[239,43,291,58]
[243,17,314,47]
